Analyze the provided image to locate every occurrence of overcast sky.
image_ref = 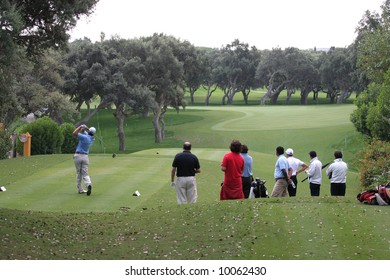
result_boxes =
[70,0,384,50]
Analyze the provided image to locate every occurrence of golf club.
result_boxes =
[301,162,332,182]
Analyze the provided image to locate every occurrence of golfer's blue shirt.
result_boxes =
[76,132,95,154]
[274,155,289,179]
[241,153,253,177]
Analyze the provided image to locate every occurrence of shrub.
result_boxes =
[351,71,390,141]
[60,122,77,154]
[0,128,11,160]
[17,117,64,155]
[358,140,390,190]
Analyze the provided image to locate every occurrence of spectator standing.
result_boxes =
[271,146,291,197]
[220,140,244,200]
[241,144,253,199]
[305,151,322,196]
[326,151,348,196]
[171,142,201,204]
[286,148,308,197]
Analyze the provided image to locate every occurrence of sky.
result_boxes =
[70,0,385,50]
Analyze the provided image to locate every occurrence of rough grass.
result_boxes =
[1,104,389,260]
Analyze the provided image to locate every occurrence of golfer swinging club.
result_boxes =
[73,124,96,195]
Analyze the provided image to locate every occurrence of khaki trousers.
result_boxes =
[271,179,289,197]
[73,154,92,192]
[176,176,197,204]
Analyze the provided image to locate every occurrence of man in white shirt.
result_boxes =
[326,151,348,196]
[305,151,322,196]
[286,148,308,197]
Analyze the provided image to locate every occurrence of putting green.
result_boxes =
[189,105,356,131]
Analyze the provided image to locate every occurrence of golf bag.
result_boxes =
[249,177,269,198]
[357,182,390,206]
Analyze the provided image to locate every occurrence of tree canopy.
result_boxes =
[0,0,98,125]
[351,0,390,141]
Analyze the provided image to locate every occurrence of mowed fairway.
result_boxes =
[1,105,362,212]
[1,104,389,260]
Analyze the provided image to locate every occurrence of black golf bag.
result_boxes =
[250,177,269,198]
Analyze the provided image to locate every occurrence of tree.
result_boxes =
[180,44,202,105]
[6,50,77,125]
[99,38,157,151]
[0,126,11,159]
[198,48,220,106]
[319,47,355,104]
[141,34,186,143]
[297,51,321,105]
[256,48,297,105]
[0,0,98,57]
[215,39,257,105]
[352,0,390,141]
[0,0,98,126]
[356,0,390,84]
[62,39,109,114]
[282,48,317,104]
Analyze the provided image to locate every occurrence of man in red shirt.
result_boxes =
[220,140,244,200]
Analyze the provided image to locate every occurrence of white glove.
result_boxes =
[171,181,176,188]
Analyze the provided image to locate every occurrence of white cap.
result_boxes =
[89,127,96,134]
[286,148,294,156]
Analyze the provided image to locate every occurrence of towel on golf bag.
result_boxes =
[357,183,390,205]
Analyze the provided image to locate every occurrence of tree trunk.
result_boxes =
[221,87,229,105]
[153,106,163,143]
[205,93,211,106]
[159,107,167,140]
[337,90,351,104]
[204,84,217,106]
[228,86,237,105]
[75,99,112,126]
[114,104,126,151]
[227,76,238,105]
[86,100,91,116]
[329,91,337,104]
[300,85,312,105]
[313,89,320,101]
[189,89,195,105]
[270,91,279,104]
[76,100,83,112]
[189,86,198,105]
[285,88,295,104]
[269,83,286,104]
[242,89,250,105]
[260,82,276,105]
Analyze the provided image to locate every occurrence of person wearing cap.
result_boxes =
[305,151,322,196]
[326,151,348,196]
[271,146,292,197]
[72,124,96,195]
[171,142,201,204]
[285,148,308,197]
[240,144,253,198]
